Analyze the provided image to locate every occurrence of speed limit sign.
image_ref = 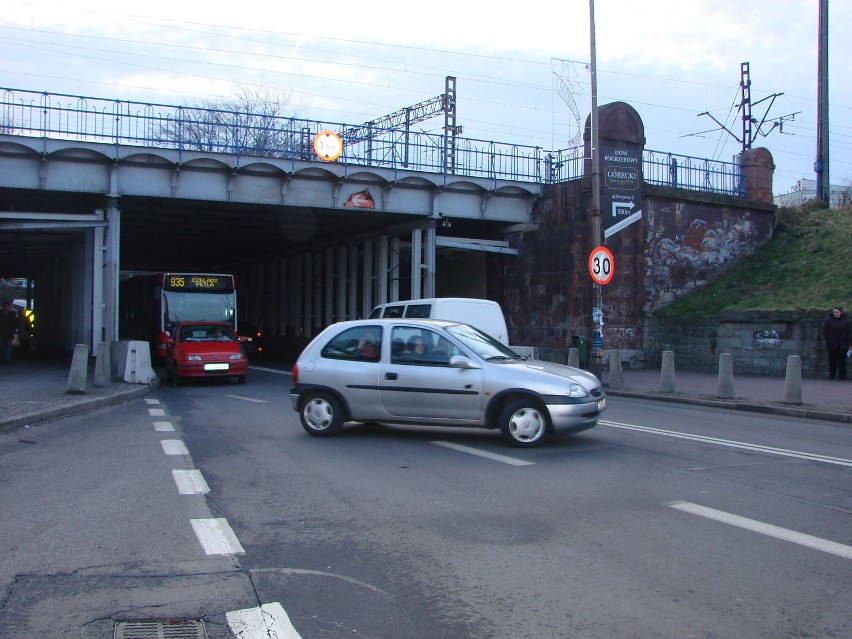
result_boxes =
[588,246,615,285]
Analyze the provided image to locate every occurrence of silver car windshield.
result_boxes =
[444,323,521,360]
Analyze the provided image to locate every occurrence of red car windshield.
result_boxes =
[179,325,236,342]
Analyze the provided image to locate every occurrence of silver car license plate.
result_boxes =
[204,363,229,371]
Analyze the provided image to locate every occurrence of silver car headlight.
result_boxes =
[567,383,588,398]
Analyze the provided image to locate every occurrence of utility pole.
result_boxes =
[589,0,603,372]
[816,0,830,204]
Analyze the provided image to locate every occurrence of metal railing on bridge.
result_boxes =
[1,88,743,195]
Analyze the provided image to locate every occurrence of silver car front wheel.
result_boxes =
[499,399,549,447]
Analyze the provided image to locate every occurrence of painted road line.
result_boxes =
[153,421,174,432]
[432,441,534,466]
[190,518,245,555]
[148,408,166,417]
[226,603,301,639]
[226,394,268,403]
[666,501,852,560]
[172,469,210,495]
[145,398,160,405]
[161,439,189,455]
[601,420,852,468]
[251,365,291,375]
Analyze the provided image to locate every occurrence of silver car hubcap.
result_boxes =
[305,398,333,430]
[508,407,545,442]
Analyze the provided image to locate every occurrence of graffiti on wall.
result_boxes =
[644,204,773,314]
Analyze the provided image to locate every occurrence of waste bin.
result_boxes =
[571,335,589,367]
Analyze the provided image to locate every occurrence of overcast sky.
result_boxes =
[2,0,849,194]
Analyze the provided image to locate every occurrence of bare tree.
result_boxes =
[160,85,307,158]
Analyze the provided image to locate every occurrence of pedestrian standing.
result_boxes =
[0,301,18,365]
[821,306,851,380]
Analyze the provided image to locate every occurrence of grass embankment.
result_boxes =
[655,202,852,318]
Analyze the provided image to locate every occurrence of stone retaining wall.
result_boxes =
[640,312,827,377]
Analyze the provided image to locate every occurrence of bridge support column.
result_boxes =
[424,218,436,297]
[103,200,120,344]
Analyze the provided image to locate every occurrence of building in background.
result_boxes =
[774,178,852,208]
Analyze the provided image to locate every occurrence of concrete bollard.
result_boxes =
[717,352,734,399]
[567,347,580,368]
[660,350,675,393]
[608,350,624,390]
[783,355,803,404]
[66,343,89,394]
[94,342,111,387]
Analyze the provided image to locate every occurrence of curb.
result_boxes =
[606,389,852,425]
[0,379,160,434]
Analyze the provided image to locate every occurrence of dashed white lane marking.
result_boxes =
[172,469,210,494]
[601,420,852,468]
[432,441,534,466]
[226,394,268,403]
[145,398,160,405]
[161,439,189,455]
[226,602,301,639]
[148,408,166,417]
[666,501,852,560]
[153,421,174,432]
[190,518,245,555]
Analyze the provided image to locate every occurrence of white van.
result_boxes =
[368,297,509,345]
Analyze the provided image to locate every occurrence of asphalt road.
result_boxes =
[0,365,849,638]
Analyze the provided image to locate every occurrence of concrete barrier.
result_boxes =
[608,350,624,390]
[66,343,89,394]
[94,342,111,387]
[123,340,158,384]
[783,355,803,404]
[660,350,676,393]
[510,345,539,360]
[717,352,734,399]
[567,347,579,368]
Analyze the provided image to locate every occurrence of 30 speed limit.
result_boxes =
[588,246,615,285]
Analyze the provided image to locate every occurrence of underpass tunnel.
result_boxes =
[228,215,516,361]
[0,201,110,358]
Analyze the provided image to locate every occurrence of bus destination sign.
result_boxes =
[163,274,233,291]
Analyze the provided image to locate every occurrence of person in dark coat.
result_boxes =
[821,306,851,380]
[0,301,18,364]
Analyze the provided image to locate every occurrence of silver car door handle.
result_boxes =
[385,372,398,380]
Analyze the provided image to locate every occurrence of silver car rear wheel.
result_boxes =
[499,398,549,447]
[300,392,344,437]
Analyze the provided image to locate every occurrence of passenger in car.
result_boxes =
[391,338,406,360]
[407,336,429,355]
[357,330,380,360]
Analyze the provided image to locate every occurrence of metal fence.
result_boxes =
[642,149,744,196]
[1,88,744,195]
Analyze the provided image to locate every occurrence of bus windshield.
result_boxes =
[163,290,236,332]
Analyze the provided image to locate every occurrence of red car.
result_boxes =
[163,321,249,385]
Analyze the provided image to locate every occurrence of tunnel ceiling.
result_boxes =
[0,189,504,277]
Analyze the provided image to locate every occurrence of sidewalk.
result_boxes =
[603,368,851,424]
[0,356,849,434]
[0,356,158,433]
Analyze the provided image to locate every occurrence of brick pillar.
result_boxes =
[740,147,775,203]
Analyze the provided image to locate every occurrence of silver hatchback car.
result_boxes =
[290,319,606,447]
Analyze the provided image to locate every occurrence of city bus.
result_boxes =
[119,271,237,359]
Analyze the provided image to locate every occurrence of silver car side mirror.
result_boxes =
[449,355,481,369]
